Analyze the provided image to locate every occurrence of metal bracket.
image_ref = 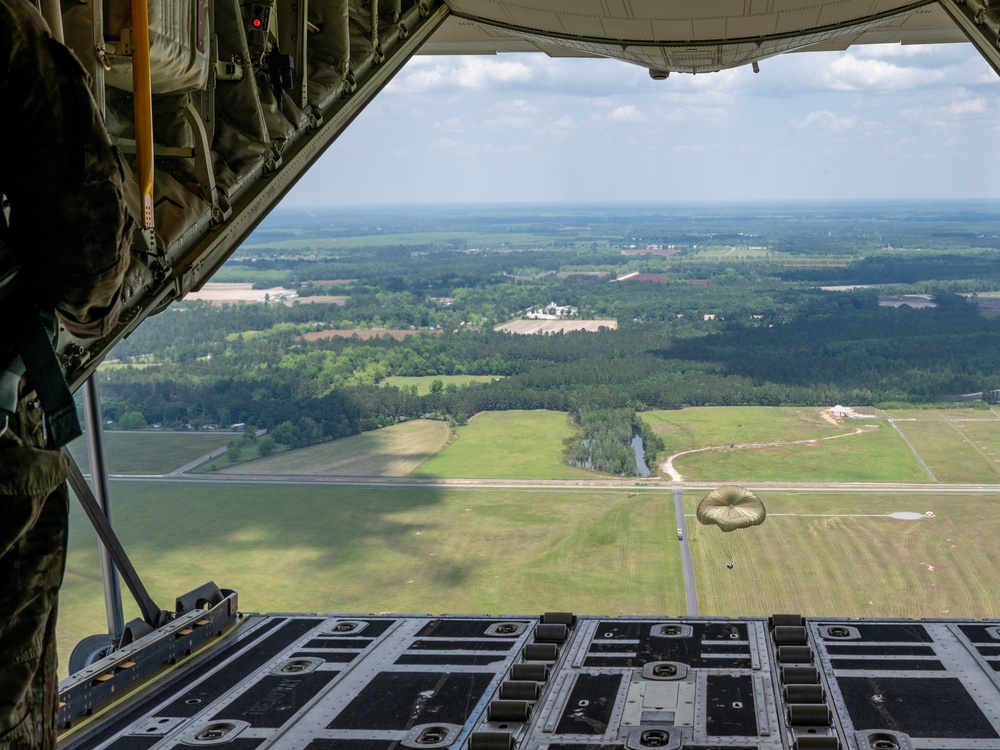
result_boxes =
[938,0,1000,77]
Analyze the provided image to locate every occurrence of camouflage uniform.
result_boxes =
[0,0,131,746]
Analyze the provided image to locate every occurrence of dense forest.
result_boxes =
[92,202,1000,471]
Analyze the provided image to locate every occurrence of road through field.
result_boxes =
[61,469,1000,668]
[674,487,698,616]
[661,426,873,482]
[105,474,1000,493]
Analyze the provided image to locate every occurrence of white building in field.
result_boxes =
[832,405,878,419]
[526,302,577,319]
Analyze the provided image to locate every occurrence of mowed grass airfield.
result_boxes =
[59,406,1000,676]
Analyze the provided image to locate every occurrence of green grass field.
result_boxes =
[211,420,450,476]
[412,410,595,479]
[645,406,856,454]
[886,409,1000,483]
[59,481,682,676]
[687,490,1000,620]
[684,245,772,259]
[65,431,232,474]
[673,424,930,483]
[241,231,600,252]
[56,407,1000,680]
[382,375,502,395]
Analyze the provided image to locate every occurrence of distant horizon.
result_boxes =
[271,196,1000,213]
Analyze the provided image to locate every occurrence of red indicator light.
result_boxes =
[252,17,262,27]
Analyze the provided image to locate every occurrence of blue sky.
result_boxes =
[282,41,1000,206]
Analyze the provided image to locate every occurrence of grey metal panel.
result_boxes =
[61,614,1000,749]
[421,1,964,62]
[442,0,941,42]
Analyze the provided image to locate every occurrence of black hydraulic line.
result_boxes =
[63,449,169,629]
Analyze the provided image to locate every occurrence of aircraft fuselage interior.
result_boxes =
[9,0,1000,747]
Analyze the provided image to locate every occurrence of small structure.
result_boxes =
[616,272,668,283]
[525,302,577,319]
[831,405,879,420]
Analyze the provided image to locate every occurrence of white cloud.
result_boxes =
[656,103,731,127]
[900,94,989,131]
[553,115,578,130]
[434,117,466,133]
[609,105,644,122]
[389,56,534,93]
[669,143,708,154]
[480,99,541,130]
[284,44,1000,206]
[823,53,947,91]
[484,115,534,130]
[792,110,859,131]
[493,98,541,114]
[940,96,987,115]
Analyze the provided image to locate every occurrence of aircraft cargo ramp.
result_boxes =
[58,611,1000,750]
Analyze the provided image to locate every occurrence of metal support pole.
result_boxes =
[83,376,125,643]
[39,0,64,45]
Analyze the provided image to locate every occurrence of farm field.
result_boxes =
[412,410,596,479]
[301,328,435,342]
[672,424,930,483]
[495,319,618,334]
[684,245,772,259]
[183,282,295,304]
[242,230,602,251]
[686,490,1000,620]
[286,295,348,306]
[382,374,502,395]
[886,409,1000,483]
[59,482,681,677]
[644,406,868,455]
[211,420,450,476]
[65,431,232,475]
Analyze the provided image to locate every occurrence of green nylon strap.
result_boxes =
[0,233,82,447]
[0,353,26,417]
[4,289,82,448]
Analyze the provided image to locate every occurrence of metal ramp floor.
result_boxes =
[59,611,1000,750]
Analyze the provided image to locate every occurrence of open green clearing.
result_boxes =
[413,410,596,479]
[59,482,681,677]
[684,245,773,260]
[58,480,1000,678]
[686,490,1000,620]
[644,407,859,455]
[672,424,930,483]
[66,431,232,475]
[242,230,601,251]
[382,374,502,395]
[886,409,1000,483]
[211,420,450,476]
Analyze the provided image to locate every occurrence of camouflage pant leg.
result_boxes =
[0,393,70,750]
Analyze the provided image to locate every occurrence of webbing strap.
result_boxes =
[0,232,81,447]
[0,354,26,415]
[2,286,81,448]
[62,450,169,628]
